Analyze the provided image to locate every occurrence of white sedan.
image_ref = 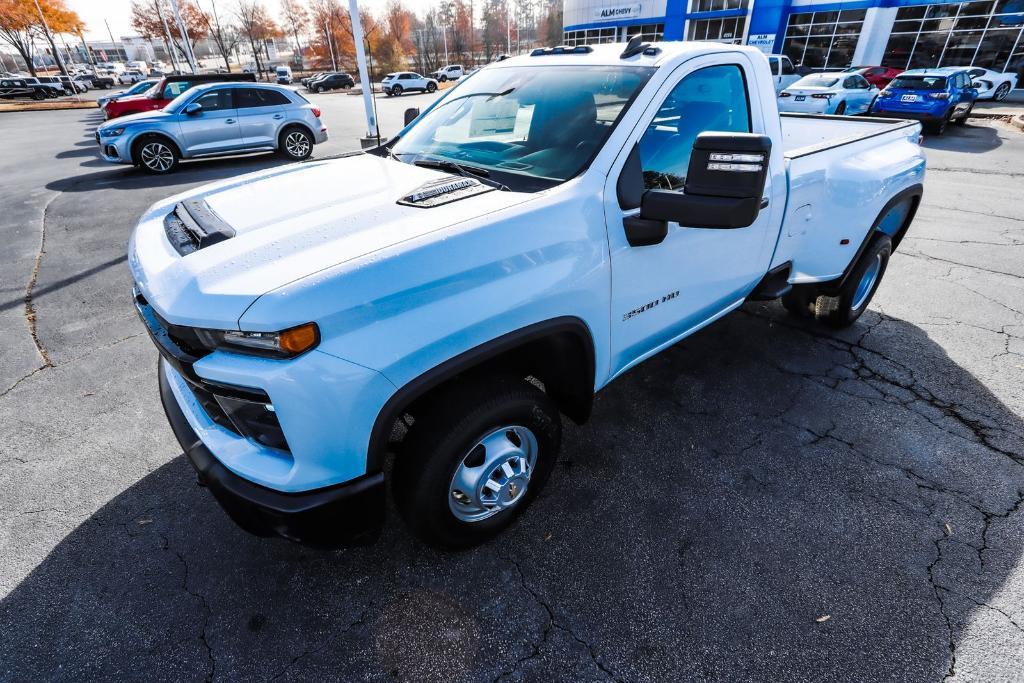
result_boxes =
[967,67,1018,101]
[778,72,879,116]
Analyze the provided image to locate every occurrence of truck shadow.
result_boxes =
[1,305,1022,680]
[923,120,1003,153]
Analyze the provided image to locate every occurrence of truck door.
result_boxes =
[603,55,783,377]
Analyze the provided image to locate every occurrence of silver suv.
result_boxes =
[95,82,328,174]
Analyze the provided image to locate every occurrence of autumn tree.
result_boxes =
[198,0,239,71]
[236,0,281,78]
[278,0,308,66]
[0,0,83,75]
[130,0,208,69]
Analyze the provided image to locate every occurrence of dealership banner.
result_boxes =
[594,4,642,20]
[747,33,776,54]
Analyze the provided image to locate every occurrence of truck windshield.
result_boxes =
[889,75,947,90]
[390,65,656,191]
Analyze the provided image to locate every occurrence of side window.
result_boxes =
[163,80,191,98]
[768,57,779,73]
[781,57,796,75]
[637,64,751,191]
[236,88,283,108]
[192,89,231,112]
[260,89,290,105]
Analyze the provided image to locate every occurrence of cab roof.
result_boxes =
[492,40,764,69]
[901,67,968,76]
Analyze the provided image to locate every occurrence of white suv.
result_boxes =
[381,72,438,96]
[432,65,464,82]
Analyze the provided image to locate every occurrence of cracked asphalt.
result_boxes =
[1,95,1023,682]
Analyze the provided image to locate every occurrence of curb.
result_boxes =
[0,101,98,113]
[1012,114,1024,131]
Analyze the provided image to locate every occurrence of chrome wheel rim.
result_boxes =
[140,142,173,171]
[285,131,310,158]
[448,426,538,523]
[995,84,1010,101]
[852,252,883,311]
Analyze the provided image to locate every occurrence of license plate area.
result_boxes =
[901,94,918,102]
[795,95,805,101]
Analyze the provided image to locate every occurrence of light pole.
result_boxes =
[347,0,379,144]
[168,0,198,73]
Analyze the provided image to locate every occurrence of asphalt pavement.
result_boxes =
[1,93,1023,682]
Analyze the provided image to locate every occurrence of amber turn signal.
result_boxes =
[279,323,320,355]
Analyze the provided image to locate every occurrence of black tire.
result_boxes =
[133,135,179,174]
[279,126,313,160]
[930,111,951,135]
[33,91,45,101]
[392,375,562,549]
[834,100,846,115]
[953,102,973,125]
[426,81,437,93]
[438,75,447,82]
[812,235,892,328]
[392,84,403,96]
[994,83,1010,101]
[781,284,818,318]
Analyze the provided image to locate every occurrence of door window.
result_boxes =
[236,88,288,108]
[163,80,192,98]
[191,89,232,112]
[637,64,752,191]
[781,57,796,74]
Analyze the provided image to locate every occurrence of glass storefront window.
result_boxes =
[687,16,747,43]
[882,0,1024,73]
[781,10,865,70]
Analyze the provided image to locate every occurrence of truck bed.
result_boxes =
[780,113,918,158]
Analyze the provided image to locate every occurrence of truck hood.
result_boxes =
[129,154,535,329]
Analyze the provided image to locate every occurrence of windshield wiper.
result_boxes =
[413,158,510,191]
[435,87,516,109]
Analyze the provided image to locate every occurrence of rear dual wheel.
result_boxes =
[782,235,891,328]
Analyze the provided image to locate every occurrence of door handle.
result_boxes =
[272,114,284,119]
[225,118,235,124]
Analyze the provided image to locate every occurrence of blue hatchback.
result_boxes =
[871,67,978,134]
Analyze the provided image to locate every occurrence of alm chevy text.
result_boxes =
[129,41,925,549]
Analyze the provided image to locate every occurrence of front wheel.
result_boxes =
[426,82,437,93]
[134,136,179,174]
[930,111,952,135]
[392,85,403,96]
[279,127,313,160]
[392,375,562,549]
[953,102,973,125]
[813,235,892,328]
[438,75,447,82]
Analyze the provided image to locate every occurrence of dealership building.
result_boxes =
[562,0,1024,77]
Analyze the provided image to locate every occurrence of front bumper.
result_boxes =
[159,362,385,546]
[95,130,132,164]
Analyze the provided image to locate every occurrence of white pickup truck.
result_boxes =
[129,40,925,549]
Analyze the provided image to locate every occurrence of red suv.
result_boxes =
[103,72,256,119]
[844,66,904,89]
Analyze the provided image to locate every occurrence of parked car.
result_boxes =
[34,76,68,96]
[22,77,62,98]
[301,71,327,87]
[842,65,904,89]
[103,71,257,119]
[95,82,327,173]
[0,78,44,100]
[966,67,1018,101]
[119,69,146,85]
[431,64,464,82]
[778,72,878,115]
[307,72,354,92]
[382,71,438,96]
[60,74,89,93]
[98,78,159,111]
[80,73,116,89]
[128,40,925,549]
[276,65,293,84]
[766,54,800,92]
[871,67,978,134]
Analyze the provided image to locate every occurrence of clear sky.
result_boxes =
[68,0,435,41]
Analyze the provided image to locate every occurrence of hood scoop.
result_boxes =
[164,199,236,255]
[397,175,495,208]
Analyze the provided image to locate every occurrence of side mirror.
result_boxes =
[404,107,420,126]
[617,132,772,247]
[184,102,202,115]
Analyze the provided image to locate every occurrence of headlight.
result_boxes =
[194,322,319,358]
[878,89,893,98]
[101,127,125,136]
